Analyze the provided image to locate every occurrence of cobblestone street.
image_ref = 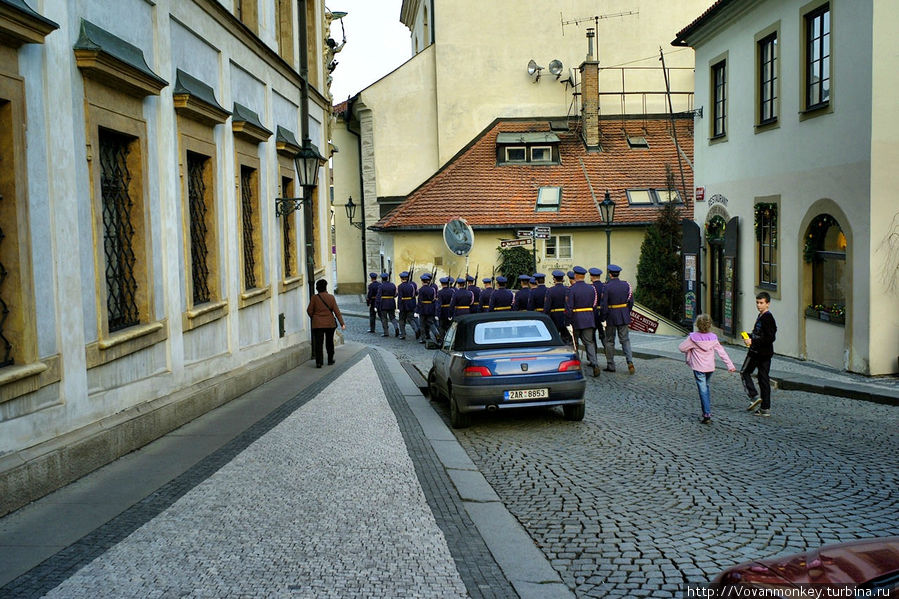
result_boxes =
[344,309,899,598]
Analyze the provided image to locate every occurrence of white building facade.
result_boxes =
[0,0,334,515]
[674,0,899,375]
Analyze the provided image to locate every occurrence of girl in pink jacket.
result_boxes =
[678,314,735,424]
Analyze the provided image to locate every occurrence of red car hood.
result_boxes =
[713,537,899,589]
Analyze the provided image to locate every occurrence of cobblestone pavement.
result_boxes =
[340,303,899,598]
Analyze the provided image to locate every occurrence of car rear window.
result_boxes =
[473,319,553,345]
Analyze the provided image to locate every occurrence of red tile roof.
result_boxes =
[372,117,694,231]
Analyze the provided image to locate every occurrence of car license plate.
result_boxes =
[504,388,548,400]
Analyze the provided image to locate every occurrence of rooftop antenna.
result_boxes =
[560,10,638,36]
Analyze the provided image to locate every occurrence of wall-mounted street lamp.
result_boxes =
[600,189,616,271]
[344,196,363,230]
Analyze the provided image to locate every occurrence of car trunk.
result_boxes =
[463,347,576,376]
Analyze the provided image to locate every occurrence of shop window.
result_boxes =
[804,214,846,323]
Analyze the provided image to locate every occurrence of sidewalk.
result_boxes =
[0,342,571,599]
[336,293,899,407]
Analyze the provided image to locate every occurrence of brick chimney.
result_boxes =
[580,27,600,150]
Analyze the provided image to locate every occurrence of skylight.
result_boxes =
[536,186,561,211]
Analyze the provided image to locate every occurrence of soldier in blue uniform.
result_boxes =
[416,273,439,345]
[567,270,576,287]
[488,276,513,311]
[437,277,456,342]
[396,271,420,340]
[567,266,600,377]
[479,277,494,312]
[527,273,548,311]
[513,274,531,310]
[365,272,380,333]
[544,270,572,344]
[377,273,400,337]
[449,276,474,317]
[466,275,481,314]
[601,264,635,373]
[589,267,605,348]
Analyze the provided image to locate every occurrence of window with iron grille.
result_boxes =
[756,204,778,290]
[805,4,830,111]
[712,60,727,138]
[99,128,140,332]
[240,165,257,289]
[282,176,295,278]
[187,151,212,304]
[758,33,778,124]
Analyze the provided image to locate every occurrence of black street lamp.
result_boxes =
[344,195,363,229]
[600,190,616,271]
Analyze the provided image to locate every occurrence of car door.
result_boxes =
[434,322,458,392]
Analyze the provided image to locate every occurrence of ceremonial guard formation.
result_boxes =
[366,265,635,383]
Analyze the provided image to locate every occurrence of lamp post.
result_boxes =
[294,139,326,299]
[344,195,363,229]
[600,190,616,272]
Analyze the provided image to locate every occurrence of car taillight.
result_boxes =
[558,359,581,372]
[463,365,492,377]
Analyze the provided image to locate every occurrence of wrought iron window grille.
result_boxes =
[187,152,211,304]
[100,129,140,332]
[0,192,12,367]
[241,166,257,289]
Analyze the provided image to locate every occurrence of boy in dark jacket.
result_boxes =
[742,291,777,417]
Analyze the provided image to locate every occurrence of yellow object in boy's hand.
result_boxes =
[740,331,750,340]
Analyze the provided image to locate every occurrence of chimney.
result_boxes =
[580,28,600,149]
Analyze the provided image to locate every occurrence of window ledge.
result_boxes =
[799,103,832,121]
[805,312,844,326]
[239,285,271,309]
[0,355,61,404]
[183,299,229,331]
[279,275,304,293]
[86,320,167,368]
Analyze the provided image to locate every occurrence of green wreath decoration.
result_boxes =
[753,203,777,245]
[705,215,727,241]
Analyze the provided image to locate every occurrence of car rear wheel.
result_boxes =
[563,403,585,421]
[449,387,471,429]
[427,368,442,401]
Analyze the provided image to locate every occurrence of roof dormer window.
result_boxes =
[497,132,560,165]
[505,146,526,162]
[530,146,552,162]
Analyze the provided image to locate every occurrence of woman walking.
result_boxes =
[678,314,735,424]
[306,279,346,368]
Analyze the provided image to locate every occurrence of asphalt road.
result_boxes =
[343,312,899,598]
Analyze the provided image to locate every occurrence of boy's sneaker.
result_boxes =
[754,409,771,417]
[700,416,711,424]
[747,397,762,411]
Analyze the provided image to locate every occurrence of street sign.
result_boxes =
[534,225,551,239]
[500,238,533,248]
[516,230,534,238]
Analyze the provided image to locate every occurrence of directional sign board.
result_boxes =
[500,238,533,248]
[516,230,534,238]
[534,226,551,239]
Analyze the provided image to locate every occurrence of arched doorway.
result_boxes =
[802,213,848,368]
[706,215,727,325]
[704,209,739,335]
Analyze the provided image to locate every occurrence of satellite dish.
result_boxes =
[443,218,474,256]
[527,59,544,81]
[548,59,564,78]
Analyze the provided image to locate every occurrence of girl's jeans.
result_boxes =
[693,370,713,416]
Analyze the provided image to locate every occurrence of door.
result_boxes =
[709,241,725,326]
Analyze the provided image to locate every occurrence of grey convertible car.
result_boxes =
[427,312,587,428]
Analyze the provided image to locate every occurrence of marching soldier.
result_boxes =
[479,277,494,312]
[513,274,531,310]
[527,273,548,311]
[437,277,456,341]
[589,267,606,347]
[544,270,573,344]
[449,276,474,317]
[417,273,440,345]
[377,273,400,337]
[567,266,600,377]
[488,276,514,311]
[567,270,576,287]
[365,272,380,333]
[397,271,420,340]
[466,275,481,313]
[601,264,635,374]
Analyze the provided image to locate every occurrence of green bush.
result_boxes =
[635,201,683,321]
